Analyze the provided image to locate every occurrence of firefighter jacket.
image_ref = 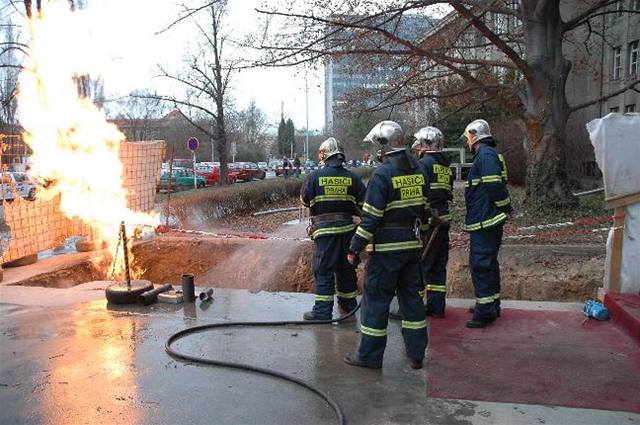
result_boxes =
[300,158,366,240]
[463,139,513,232]
[350,150,430,254]
[418,153,453,226]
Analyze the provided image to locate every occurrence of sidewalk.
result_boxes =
[1,286,639,425]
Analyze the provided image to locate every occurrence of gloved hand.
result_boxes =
[347,250,360,266]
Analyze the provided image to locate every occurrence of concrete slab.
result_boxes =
[1,251,95,286]
[1,288,639,425]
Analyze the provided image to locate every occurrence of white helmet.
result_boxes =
[363,121,405,149]
[318,137,344,162]
[412,126,445,152]
[463,119,492,145]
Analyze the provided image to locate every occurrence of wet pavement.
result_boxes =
[1,287,639,425]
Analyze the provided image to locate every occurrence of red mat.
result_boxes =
[426,307,640,413]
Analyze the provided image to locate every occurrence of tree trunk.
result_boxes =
[216,102,228,186]
[522,1,576,208]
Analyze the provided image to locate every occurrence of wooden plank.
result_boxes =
[608,206,626,294]
[606,191,640,209]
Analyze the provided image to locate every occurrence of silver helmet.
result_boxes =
[318,137,345,162]
[463,119,492,145]
[412,126,445,152]
[363,121,405,149]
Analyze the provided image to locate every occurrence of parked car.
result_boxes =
[157,168,206,192]
[196,165,238,186]
[230,162,266,181]
[1,172,38,201]
[303,160,318,171]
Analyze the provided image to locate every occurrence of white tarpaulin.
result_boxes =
[587,113,640,294]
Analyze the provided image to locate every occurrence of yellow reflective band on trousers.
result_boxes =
[311,223,356,240]
[355,226,374,240]
[336,290,357,299]
[365,240,422,253]
[495,197,511,207]
[401,320,427,330]
[309,194,356,207]
[360,325,387,337]
[481,174,503,183]
[463,212,507,232]
[315,294,333,302]
[426,284,446,293]
[476,295,494,304]
[385,197,427,211]
[362,202,384,217]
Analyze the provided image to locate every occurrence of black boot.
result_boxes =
[465,316,496,328]
[343,353,382,369]
[408,357,424,369]
[468,306,501,317]
[303,311,331,321]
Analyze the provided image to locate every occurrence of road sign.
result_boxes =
[230,141,237,156]
[187,137,199,152]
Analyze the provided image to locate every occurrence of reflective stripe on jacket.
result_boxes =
[350,150,430,254]
[300,159,366,239]
[463,139,513,232]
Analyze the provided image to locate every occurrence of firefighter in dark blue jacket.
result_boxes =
[343,121,430,370]
[413,126,453,318]
[462,119,513,328]
[300,137,366,320]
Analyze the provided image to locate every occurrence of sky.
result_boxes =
[81,0,326,131]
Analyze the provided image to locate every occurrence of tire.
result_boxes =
[3,253,38,268]
[197,182,205,188]
[105,280,154,304]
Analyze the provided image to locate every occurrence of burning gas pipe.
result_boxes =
[104,221,158,304]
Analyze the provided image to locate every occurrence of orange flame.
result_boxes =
[17,2,158,278]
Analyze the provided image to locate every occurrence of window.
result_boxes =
[633,0,640,10]
[613,47,622,79]
[610,107,620,113]
[616,0,624,16]
[629,41,639,75]
[625,104,636,112]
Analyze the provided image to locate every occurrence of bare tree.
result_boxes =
[113,90,166,141]
[255,0,640,206]
[142,1,236,184]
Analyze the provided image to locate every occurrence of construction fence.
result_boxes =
[0,136,165,263]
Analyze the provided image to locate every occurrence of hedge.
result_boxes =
[163,167,376,226]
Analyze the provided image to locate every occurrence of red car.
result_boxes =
[229,162,266,181]
[196,165,238,186]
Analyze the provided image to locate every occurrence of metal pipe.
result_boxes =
[572,187,604,197]
[120,221,131,289]
[138,284,173,306]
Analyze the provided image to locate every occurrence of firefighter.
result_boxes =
[343,121,430,370]
[462,119,513,328]
[413,126,453,318]
[300,137,366,320]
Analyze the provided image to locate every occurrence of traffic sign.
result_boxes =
[230,141,237,156]
[187,137,200,152]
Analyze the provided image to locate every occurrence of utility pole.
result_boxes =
[305,72,309,162]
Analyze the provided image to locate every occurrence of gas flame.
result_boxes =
[17,2,158,277]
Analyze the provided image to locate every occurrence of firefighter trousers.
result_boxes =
[422,225,450,316]
[358,251,428,367]
[311,232,358,318]
[469,225,503,320]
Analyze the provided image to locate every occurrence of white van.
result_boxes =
[1,172,38,201]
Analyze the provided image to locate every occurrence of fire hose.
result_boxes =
[165,303,361,425]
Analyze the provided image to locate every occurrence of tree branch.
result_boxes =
[570,79,640,113]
